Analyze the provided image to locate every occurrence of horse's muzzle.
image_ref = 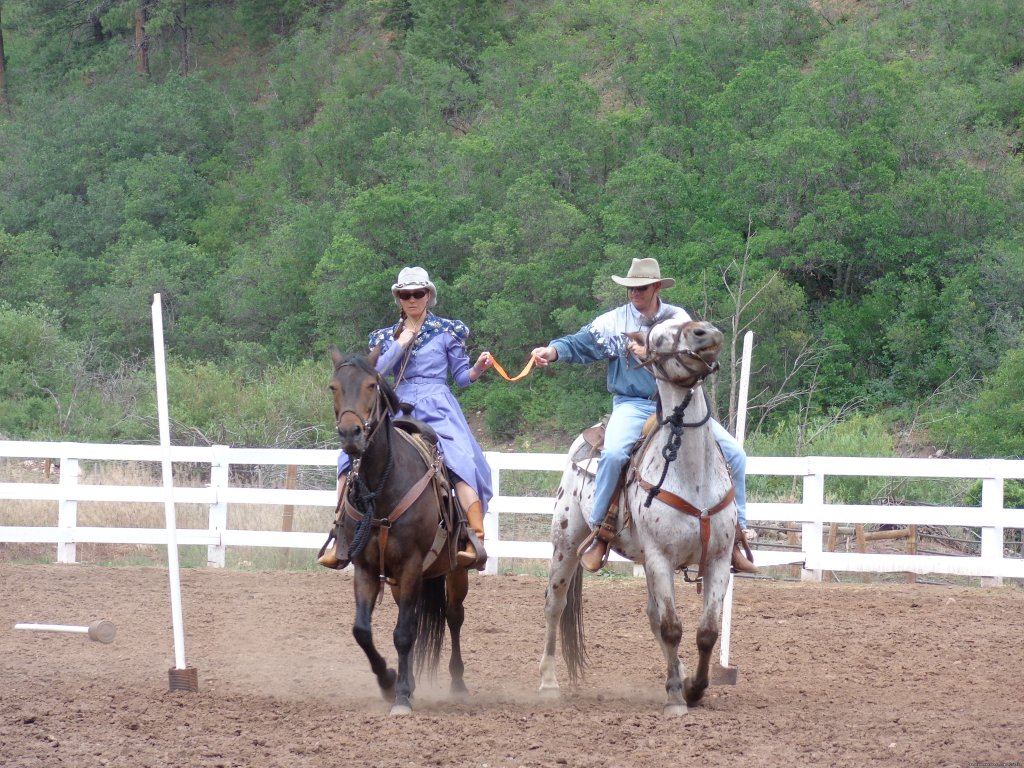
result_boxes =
[337,425,367,456]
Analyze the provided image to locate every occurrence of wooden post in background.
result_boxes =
[280,464,297,569]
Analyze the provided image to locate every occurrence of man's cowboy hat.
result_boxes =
[391,266,438,307]
[611,257,676,289]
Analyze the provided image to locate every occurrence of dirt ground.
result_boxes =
[1,564,1022,768]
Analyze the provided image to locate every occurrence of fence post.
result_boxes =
[801,464,823,582]
[56,456,79,564]
[207,445,230,568]
[483,452,500,575]
[979,474,1004,588]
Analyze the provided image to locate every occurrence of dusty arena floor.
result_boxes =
[1,564,1022,768]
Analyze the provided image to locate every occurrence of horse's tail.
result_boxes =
[414,574,447,677]
[560,563,589,684]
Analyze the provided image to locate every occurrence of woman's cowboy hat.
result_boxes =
[391,266,437,306]
[611,257,676,289]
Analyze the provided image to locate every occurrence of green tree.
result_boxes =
[939,344,1024,458]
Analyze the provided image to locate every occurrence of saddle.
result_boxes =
[332,424,464,580]
[393,415,439,446]
[571,413,658,476]
[573,412,749,586]
[390,426,461,578]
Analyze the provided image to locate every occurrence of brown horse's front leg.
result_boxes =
[390,565,425,715]
[446,567,469,695]
[351,568,396,701]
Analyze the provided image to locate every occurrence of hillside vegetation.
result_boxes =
[0,0,1022,461]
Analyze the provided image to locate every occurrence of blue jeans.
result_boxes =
[711,419,748,529]
[589,396,748,529]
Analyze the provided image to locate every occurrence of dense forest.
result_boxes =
[0,0,1022,461]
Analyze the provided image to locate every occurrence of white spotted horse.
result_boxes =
[328,345,472,715]
[539,318,740,716]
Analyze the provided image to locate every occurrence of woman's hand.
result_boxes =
[397,327,418,347]
[471,351,492,381]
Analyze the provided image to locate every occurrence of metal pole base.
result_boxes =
[712,664,738,685]
[87,620,117,644]
[168,666,199,692]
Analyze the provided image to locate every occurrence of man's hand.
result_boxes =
[627,339,648,359]
[531,346,557,367]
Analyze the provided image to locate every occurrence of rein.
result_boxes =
[634,321,721,388]
[642,388,713,509]
[334,361,397,579]
[629,321,730,592]
[335,361,446,588]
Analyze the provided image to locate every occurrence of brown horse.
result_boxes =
[328,345,470,715]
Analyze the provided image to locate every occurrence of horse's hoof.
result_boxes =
[683,677,707,706]
[379,669,398,702]
[390,703,412,716]
[450,680,469,697]
[663,703,688,717]
[538,685,560,700]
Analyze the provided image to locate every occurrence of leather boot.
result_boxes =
[456,500,487,570]
[579,523,616,573]
[731,527,758,574]
[317,480,349,570]
[315,528,348,573]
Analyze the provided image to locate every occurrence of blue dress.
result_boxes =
[337,313,493,512]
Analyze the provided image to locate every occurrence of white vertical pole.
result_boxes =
[720,331,752,669]
[719,573,734,667]
[152,293,188,670]
[735,331,754,447]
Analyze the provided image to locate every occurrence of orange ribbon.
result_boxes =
[487,355,536,382]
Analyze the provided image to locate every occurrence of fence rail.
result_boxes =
[2,440,1022,584]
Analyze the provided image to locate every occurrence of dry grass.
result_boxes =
[0,458,337,569]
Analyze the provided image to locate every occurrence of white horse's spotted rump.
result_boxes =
[539,318,737,715]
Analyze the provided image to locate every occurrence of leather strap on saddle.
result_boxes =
[633,474,736,594]
[348,450,445,584]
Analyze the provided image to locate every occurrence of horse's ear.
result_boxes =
[624,331,645,344]
[329,345,344,369]
[368,344,382,367]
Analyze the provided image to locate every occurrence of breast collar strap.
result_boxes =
[631,472,736,594]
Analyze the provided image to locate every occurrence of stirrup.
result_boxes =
[316,532,349,570]
[578,524,614,572]
[456,529,487,570]
[730,542,757,574]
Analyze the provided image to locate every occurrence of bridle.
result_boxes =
[331,356,446,589]
[633,320,721,388]
[333,361,392,448]
[626,320,732,591]
[332,360,398,576]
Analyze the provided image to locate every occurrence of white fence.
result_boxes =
[2,440,1023,584]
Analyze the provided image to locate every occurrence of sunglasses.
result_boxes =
[628,284,655,293]
[397,289,428,301]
